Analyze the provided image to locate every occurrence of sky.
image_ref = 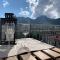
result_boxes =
[0,0,60,19]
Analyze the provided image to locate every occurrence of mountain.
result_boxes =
[17,17,32,23]
[48,18,60,25]
[17,16,60,25]
[32,16,50,24]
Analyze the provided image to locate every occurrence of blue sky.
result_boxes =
[0,0,60,19]
[0,0,30,18]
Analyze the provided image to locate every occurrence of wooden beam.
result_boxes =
[42,49,60,58]
[33,51,51,60]
[20,54,36,60]
[51,48,60,53]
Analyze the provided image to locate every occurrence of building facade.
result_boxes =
[0,13,17,45]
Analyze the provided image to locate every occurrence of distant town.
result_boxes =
[0,13,60,47]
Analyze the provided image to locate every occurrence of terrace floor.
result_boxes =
[0,38,60,60]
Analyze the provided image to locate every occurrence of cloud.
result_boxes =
[26,0,60,19]
[19,8,30,17]
[3,0,9,7]
[46,9,59,19]
[26,0,39,19]
[44,3,59,19]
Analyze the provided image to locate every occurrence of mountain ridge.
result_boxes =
[17,16,60,25]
